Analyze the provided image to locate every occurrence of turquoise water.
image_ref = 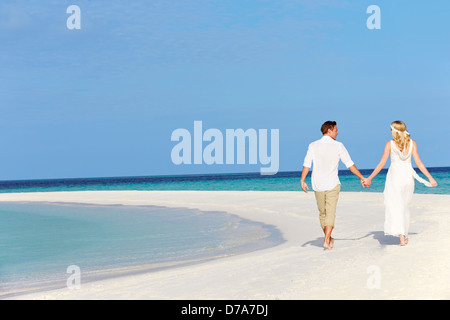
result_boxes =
[0,202,283,298]
[0,168,448,194]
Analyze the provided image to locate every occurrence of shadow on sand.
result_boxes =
[302,231,417,248]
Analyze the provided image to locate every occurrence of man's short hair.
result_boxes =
[321,121,337,135]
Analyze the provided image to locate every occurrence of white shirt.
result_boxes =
[303,136,354,192]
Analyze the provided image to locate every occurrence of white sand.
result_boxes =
[1,190,449,300]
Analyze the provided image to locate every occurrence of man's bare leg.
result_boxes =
[323,226,334,250]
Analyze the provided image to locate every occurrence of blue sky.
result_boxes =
[1,0,449,180]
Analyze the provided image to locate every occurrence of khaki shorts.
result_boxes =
[314,184,341,229]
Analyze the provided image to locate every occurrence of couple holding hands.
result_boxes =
[301,120,438,250]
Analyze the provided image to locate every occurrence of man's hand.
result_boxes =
[301,180,309,193]
[300,166,311,193]
[362,178,371,187]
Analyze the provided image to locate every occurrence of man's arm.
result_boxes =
[300,166,310,193]
[348,165,366,187]
[339,143,366,187]
[300,144,313,193]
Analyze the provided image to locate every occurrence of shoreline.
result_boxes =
[1,190,450,300]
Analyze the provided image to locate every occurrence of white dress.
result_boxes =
[383,140,430,236]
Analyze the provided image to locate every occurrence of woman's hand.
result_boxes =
[429,178,438,187]
[362,178,372,187]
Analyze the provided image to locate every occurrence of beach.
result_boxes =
[1,190,449,300]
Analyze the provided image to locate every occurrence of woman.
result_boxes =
[363,121,438,246]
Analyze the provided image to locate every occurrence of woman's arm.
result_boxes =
[412,140,438,186]
[364,141,391,187]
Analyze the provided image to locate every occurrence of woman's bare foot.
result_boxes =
[399,235,408,246]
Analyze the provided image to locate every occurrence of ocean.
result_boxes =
[0,202,283,298]
[0,167,448,297]
[0,167,448,195]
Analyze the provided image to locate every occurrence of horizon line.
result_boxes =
[0,166,448,183]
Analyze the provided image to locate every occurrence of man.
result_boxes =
[301,121,366,250]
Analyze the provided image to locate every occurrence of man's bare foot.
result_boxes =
[324,238,333,250]
[330,237,335,248]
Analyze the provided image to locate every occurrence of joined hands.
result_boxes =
[361,178,371,188]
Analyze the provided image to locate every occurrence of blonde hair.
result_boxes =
[391,120,410,152]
